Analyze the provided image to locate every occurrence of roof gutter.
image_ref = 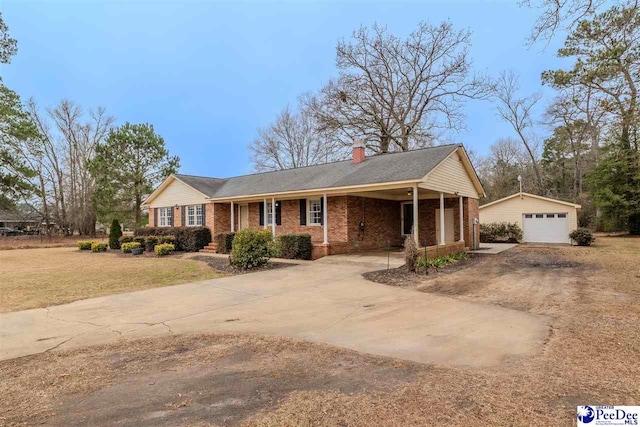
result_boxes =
[205,179,424,202]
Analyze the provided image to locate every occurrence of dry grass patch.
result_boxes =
[0,247,223,313]
[1,237,638,426]
[0,234,104,250]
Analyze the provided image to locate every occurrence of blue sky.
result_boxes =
[2,0,567,177]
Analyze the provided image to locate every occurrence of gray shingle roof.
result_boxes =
[176,144,459,199]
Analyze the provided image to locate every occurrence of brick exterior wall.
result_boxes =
[203,195,481,255]
[148,208,155,227]
[463,197,480,249]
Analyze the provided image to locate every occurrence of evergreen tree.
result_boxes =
[109,219,122,250]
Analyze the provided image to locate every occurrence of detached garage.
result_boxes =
[479,192,581,244]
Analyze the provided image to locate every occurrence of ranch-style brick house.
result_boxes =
[143,142,485,259]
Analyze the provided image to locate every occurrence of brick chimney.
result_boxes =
[352,139,366,164]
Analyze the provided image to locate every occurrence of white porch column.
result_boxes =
[413,184,419,244]
[263,198,267,229]
[439,192,445,245]
[230,201,235,232]
[459,196,464,242]
[322,193,328,244]
[271,197,276,236]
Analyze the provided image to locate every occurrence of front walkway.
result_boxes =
[0,253,547,367]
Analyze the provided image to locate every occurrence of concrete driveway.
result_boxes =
[0,251,548,367]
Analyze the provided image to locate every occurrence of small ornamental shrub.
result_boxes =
[231,229,272,269]
[480,222,523,243]
[277,234,313,260]
[133,236,146,247]
[144,236,158,252]
[109,219,123,249]
[78,241,93,250]
[119,235,134,245]
[404,235,419,272]
[154,243,175,256]
[214,232,236,254]
[91,242,108,252]
[121,242,142,253]
[416,252,467,271]
[569,228,594,246]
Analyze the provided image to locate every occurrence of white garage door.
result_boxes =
[523,213,570,244]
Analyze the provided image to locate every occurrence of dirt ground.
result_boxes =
[1,236,639,426]
[0,247,223,312]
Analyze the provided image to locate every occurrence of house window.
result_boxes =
[266,202,274,226]
[187,205,203,226]
[308,199,322,225]
[159,207,172,227]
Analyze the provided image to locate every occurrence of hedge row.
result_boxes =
[479,222,523,243]
[134,226,211,252]
[216,232,312,260]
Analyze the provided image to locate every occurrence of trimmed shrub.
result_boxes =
[231,229,272,269]
[133,236,146,247]
[134,226,211,252]
[154,243,175,256]
[144,236,158,252]
[158,235,176,245]
[78,241,93,250]
[119,235,134,245]
[569,228,594,246]
[214,232,236,254]
[121,242,141,253]
[269,236,282,258]
[91,242,108,252]
[109,219,122,249]
[277,234,312,260]
[480,222,523,243]
[404,235,419,272]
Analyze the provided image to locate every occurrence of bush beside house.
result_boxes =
[231,229,272,269]
[121,242,141,253]
[214,232,235,254]
[276,234,312,260]
[134,226,211,252]
[480,222,523,243]
[154,243,175,256]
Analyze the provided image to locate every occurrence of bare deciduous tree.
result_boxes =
[306,22,490,154]
[250,104,343,172]
[521,0,608,44]
[491,70,544,190]
[26,99,114,235]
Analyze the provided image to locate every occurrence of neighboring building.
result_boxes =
[0,205,45,233]
[143,143,485,258]
[479,192,581,244]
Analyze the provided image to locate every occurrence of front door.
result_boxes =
[435,208,455,244]
[402,203,414,235]
[239,205,249,230]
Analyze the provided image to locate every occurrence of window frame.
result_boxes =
[187,205,203,226]
[158,207,172,227]
[266,202,274,226]
[307,198,322,226]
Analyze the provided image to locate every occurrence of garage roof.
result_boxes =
[479,192,581,209]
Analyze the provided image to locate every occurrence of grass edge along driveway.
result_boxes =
[0,247,223,313]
